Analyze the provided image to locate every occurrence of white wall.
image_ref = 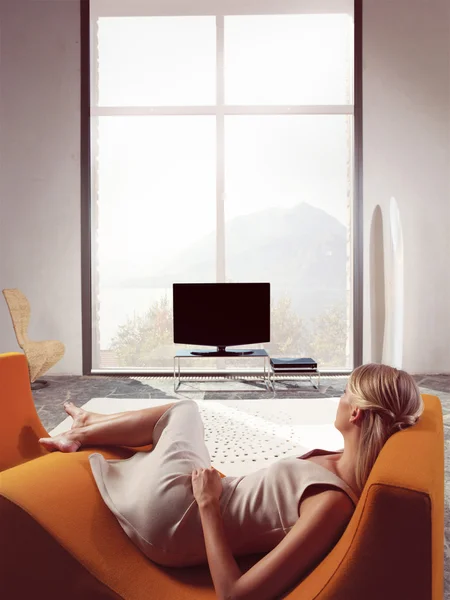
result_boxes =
[0,0,449,375]
[363,0,450,373]
[0,0,82,374]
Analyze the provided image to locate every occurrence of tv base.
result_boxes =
[191,347,255,357]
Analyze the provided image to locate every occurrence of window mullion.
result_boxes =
[216,15,225,284]
[90,106,354,117]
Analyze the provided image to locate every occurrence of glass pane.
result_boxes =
[92,116,216,369]
[225,14,353,105]
[225,115,353,369]
[96,17,216,106]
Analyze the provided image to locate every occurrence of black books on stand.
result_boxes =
[270,357,318,371]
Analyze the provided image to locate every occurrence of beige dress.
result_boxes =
[89,399,358,567]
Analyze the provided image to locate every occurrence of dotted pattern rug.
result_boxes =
[50,396,343,476]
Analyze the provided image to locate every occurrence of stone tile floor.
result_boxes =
[32,373,450,432]
[33,374,349,431]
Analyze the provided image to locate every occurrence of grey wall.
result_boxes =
[0,0,82,374]
[0,0,449,374]
[362,0,450,373]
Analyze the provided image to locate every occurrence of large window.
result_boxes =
[87,0,358,372]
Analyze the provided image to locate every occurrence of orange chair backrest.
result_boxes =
[0,353,49,471]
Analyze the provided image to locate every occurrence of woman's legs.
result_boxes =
[39,401,176,453]
[64,401,136,429]
[63,402,109,429]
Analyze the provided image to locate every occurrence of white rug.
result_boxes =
[50,397,344,476]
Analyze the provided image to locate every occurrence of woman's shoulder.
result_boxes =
[298,485,355,532]
[297,447,344,460]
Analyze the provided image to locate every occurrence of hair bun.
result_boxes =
[391,414,417,433]
[391,421,405,432]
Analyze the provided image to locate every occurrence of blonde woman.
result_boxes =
[39,363,423,600]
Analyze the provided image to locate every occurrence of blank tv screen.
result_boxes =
[173,283,270,348]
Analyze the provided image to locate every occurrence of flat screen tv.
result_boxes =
[173,283,270,356]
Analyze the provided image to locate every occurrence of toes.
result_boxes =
[39,436,81,453]
[60,439,81,453]
[39,437,59,452]
[64,402,79,416]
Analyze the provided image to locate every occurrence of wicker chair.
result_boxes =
[2,288,65,387]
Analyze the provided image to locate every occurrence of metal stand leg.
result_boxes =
[308,371,321,390]
[174,357,181,392]
[264,356,275,396]
[173,357,176,392]
[268,362,275,396]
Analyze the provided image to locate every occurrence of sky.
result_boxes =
[93,13,354,278]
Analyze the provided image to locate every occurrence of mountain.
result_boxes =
[117,203,348,319]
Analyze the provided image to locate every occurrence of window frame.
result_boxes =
[81,0,363,375]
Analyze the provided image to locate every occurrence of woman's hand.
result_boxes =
[192,466,223,508]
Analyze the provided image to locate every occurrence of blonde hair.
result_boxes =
[347,363,424,494]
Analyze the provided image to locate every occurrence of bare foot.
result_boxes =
[64,401,109,429]
[64,401,90,429]
[39,433,82,453]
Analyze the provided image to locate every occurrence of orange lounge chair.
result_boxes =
[0,352,444,599]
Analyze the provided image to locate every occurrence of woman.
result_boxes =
[39,363,423,600]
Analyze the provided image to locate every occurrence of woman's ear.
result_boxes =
[350,406,364,425]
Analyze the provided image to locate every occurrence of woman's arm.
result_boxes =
[198,497,242,600]
[192,467,242,599]
[192,467,354,600]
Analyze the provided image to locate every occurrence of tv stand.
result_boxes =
[174,349,273,393]
[191,346,254,357]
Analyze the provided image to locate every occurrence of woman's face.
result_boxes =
[334,383,355,433]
